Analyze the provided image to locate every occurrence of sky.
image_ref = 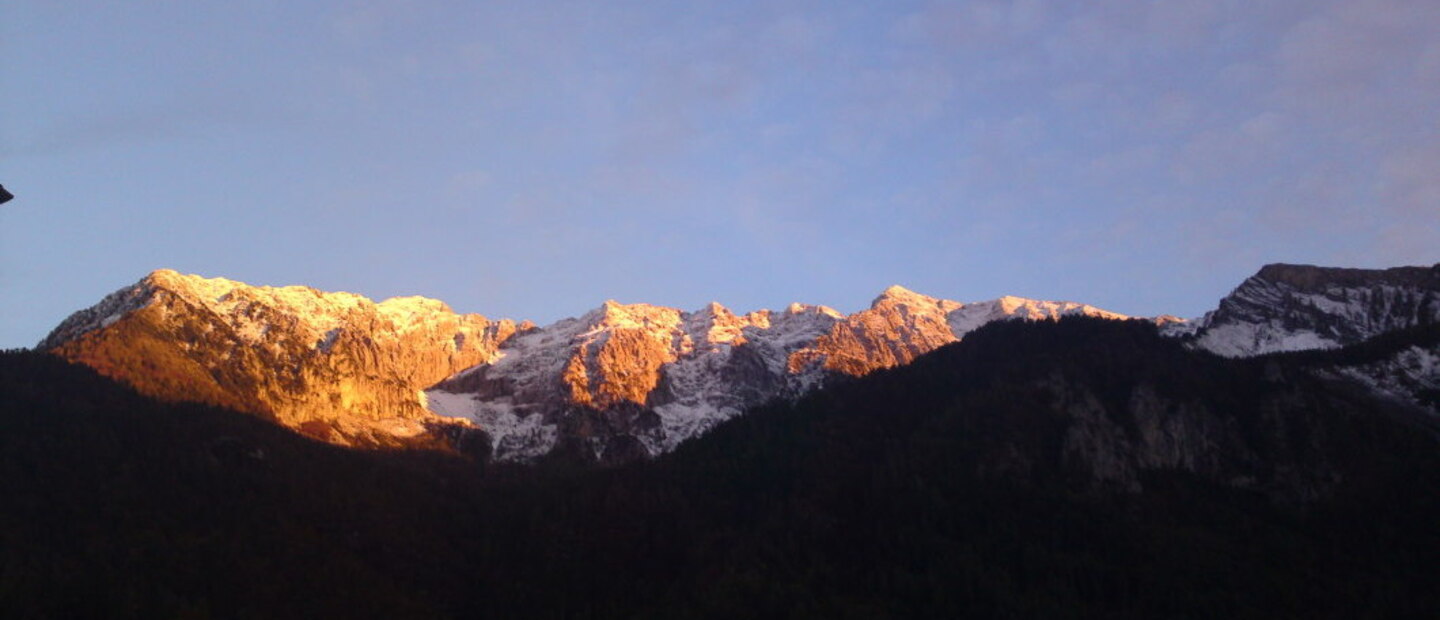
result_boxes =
[2,0,1438,348]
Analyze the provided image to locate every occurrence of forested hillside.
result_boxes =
[4,317,1438,618]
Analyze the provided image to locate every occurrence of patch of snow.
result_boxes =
[946,296,1129,339]
[1193,321,1340,358]
[653,401,735,453]
[1327,344,1440,415]
[36,278,158,349]
[1158,318,1200,338]
[423,389,560,459]
[422,389,480,420]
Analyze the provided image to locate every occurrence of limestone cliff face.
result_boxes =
[40,270,517,449]
[1046,377,1261,493]
[572,303,686,409]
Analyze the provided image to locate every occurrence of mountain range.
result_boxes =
[7,261,1440,617]
[35,263,1440,464]
[33,269,1144,461]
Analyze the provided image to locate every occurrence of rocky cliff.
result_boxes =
[40,270,517,449]
[1191,263,1440,357]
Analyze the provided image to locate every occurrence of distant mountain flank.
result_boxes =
[1189,262,1440,357]
[36,262,1440,462]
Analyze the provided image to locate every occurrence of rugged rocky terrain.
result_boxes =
[40,273,1131,461]
[38,262,1440,462]
[39,270,517,449]
[427,298,845,461]
[420,286,1130,461]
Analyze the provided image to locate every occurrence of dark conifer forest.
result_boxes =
[3,318,1439,618]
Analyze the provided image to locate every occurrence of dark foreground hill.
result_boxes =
[0,348,494,618]
[3,317,1439,618]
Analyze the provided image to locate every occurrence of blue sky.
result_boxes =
[3,0,1437,348]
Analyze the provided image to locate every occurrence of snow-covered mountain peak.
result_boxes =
[784,302,843,318]
[940,296,1128,338]
[150,269,369,315]
[40,270,518,449]
[874,284,921,301]
[681,302,754,348]
[601,299,679,322]
[143,271,490,349]
[870,285,962,313]
[691,301,730,317]
[379,295,453,314]
[40,263,1440,464]
[582,300,683,332]
[988,296,1126,321]
[994,295,1030,313]
[1191,263,1440,357]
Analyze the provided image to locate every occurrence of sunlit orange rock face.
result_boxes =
[564,302,684,409]
[436,301,774,414]
[786,287,1131,379]
[40,270,517,448]
[789,286,963,376]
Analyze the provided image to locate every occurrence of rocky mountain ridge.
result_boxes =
[38,262,1440,462]
[407,285,1135,461]
[39,273,1133,460]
